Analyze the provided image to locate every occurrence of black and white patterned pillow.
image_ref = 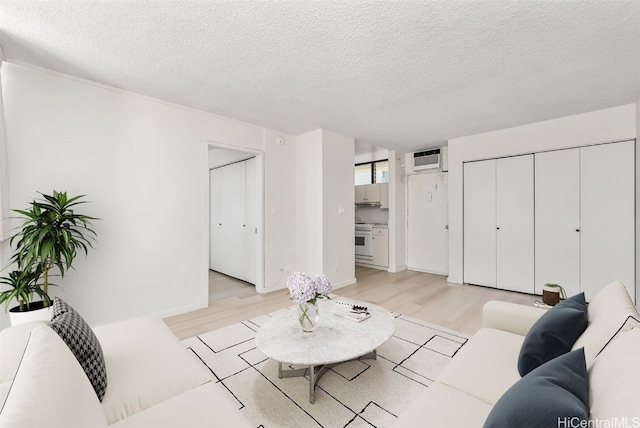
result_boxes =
[49,297,108,401]
[51,296,72,318]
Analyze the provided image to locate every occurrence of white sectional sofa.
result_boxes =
[0,315,253,427]
[395,280,640,427]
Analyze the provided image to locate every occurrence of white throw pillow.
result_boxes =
[589,327,640,421]
[0,324,108,428]
[572,280,639,364]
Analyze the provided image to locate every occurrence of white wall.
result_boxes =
[448,104,637,286]
[637,100,640,307]
[295,129,356,288]
[0,62,297,328]
[295,129,324,275]
[321,129,356,286]
[388,150,407,273]
[263,129,297,291]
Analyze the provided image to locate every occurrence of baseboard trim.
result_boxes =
[332,277,357,290]
[156,301,208,319]
[407,267,448,276]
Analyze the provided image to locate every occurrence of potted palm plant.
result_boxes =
[1,190,98,325]
[0,268,50,323]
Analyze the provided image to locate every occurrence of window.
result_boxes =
[354,160,389,185]
[375,161,389,183]
[355,164,372,185]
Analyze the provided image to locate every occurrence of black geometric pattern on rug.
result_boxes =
[49,297,108,401]
[182,308,468,428]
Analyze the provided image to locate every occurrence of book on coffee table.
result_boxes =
[331,301,371,323]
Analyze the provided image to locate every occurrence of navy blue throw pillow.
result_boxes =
[518,292,587,377]
[484,348,589,428]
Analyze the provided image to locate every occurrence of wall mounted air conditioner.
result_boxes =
[413,149,441,171]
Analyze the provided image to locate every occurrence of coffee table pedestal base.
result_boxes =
[277,350,377,404]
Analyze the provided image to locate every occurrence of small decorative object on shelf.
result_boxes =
[542,283,566,306]
[287,272,332,333]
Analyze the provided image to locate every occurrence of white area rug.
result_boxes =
[182,305,469,428]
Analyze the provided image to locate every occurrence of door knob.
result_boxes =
[445,225,449,230]
[576,229,580,232]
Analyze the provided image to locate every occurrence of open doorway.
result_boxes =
[206,142,265,293]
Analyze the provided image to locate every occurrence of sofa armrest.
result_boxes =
[482,301,546,336]
[0,321,44,383]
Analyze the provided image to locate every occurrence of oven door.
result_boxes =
[355,229,373,259]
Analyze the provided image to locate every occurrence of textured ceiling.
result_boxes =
[1,1,640,154]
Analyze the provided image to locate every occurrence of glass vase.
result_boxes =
[297,301,319,332]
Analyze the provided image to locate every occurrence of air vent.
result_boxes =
[413,149,441,171]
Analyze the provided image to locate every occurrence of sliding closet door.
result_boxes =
[210,159,257,284]
[580,141,635,301]
[463,159,496,287]
[496,155,534,293]
[535,149,580,297]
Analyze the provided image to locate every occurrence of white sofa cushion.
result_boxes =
[0,323,108,428]
[572,280,640,364]
[589,327,640,421]
[394,382,492,428]
[437,328,523,405]
[110,382,253,428]
[94,316,212,424]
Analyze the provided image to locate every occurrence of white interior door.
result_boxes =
[463,159,496,287]
[580,141,635,301]
[496,155,534,293]
[535,149,580,296]
[407,172,449,275]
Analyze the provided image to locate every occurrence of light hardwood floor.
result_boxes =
[164,266,538,340]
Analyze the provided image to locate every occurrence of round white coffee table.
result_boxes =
[255,299,396,403]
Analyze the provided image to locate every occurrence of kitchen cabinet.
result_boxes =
[380,183,389,209]
[372,227,389,267]
[355,183,381,204]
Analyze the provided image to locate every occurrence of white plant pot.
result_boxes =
[8,302,53,326]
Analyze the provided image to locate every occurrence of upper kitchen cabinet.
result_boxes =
[355,183,381,204]
[380,183,389,209]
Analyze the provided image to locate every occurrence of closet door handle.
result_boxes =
[575,229,580,232]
